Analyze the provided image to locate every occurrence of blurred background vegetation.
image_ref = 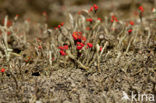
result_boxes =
[0,0,155,27]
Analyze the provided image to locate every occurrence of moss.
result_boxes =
[48,20,61,27]
[73,0,99,5]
